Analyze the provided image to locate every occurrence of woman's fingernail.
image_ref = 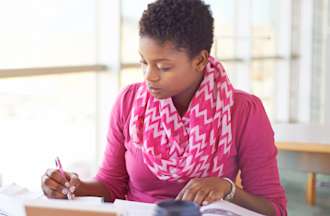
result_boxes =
[62,188,68,195]
[69,186,76,193]
[202,201,208,206]
[68,192,75,200]
[65,182,70,188]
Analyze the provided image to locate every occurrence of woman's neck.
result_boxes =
[172,75,204,116]
[172,97,191,116]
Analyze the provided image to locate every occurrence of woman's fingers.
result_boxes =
[46,169,67,186]
[176,177,231,206]
[66,172,80,196]
[181,186,200,201]
[42,169,80,199]
[41,175,67,199]
[202,190,223,206]
[193,189,209,205]
[175,180,193,200]
[42,174,66,193]
[176,180,202,202]
[45,186,67,199]
[177,185,221,206]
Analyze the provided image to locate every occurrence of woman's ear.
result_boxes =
[193,50,209,72]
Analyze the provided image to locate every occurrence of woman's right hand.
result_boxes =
[41,168,81,199]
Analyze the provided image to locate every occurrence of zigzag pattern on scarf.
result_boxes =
[129,56,234,182]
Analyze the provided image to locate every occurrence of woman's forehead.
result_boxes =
[139,37,187,61]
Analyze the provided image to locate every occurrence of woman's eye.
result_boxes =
[159,67,171,72]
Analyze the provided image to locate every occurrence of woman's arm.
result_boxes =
[231,187,276,216]
[234,93,287,215]
[92,85,138,201]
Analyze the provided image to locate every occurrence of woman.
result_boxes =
[41,0,287,215]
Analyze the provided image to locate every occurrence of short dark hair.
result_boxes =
[139,0,214,58]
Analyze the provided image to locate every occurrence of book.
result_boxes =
[200,200,264,216]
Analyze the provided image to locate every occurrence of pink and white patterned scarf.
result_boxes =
[129,56,234,182]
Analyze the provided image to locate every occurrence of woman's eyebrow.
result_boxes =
[139,52,171,63]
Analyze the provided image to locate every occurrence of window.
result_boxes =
[0,0,97,69]
[0,0,118,191]
[121,0,326,123]
[0,73,97,190]
[119,0,330,142]
[120,0,153,87]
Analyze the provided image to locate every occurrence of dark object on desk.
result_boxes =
[153,200,201,216]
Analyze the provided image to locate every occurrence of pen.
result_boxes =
[55,156,74,200]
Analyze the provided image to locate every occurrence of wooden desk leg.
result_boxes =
[306,172,316,206]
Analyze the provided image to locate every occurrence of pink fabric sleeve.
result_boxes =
[95,85,135,201]
[235,93,287,216]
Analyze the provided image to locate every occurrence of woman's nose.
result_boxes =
[144,66,160,82]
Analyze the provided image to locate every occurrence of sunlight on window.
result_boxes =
[0,0,100,191]
[0,73,97,191]
[0,0,96,69]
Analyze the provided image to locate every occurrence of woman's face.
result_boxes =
[139,36,206,100]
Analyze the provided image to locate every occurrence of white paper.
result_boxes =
[201,200,264,216]
[0,194,26,216]
[0,183,42,199]
[72,196,104,203]
[114,199,156,216]
[0,184,41,216]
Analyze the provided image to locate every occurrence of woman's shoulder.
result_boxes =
[231,89,271,133]
[232,89,265,115]
[233,89,262,105]
[231,89,274,142]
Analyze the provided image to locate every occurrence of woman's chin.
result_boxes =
[150,92,170,100]
[152,94,167,100]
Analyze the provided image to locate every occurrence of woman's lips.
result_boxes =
[148,86,161,93]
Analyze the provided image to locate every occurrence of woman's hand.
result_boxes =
[176,177,232,206]
[41,169,81,199]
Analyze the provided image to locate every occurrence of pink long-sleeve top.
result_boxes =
[96,83,287,215]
